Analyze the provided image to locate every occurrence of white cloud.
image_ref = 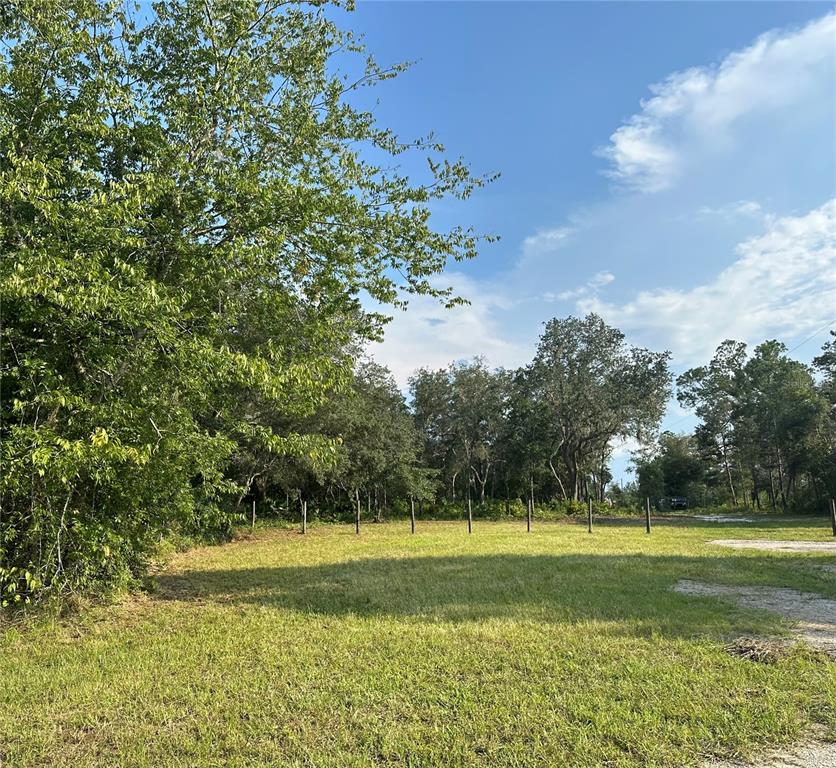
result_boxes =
[543,270,615,302]
[368,273,528,387]
[580,199,836,364]
[523,226,575,255]
[696,200,766,221]
[601,13,836,192]
[610,435,643,461]
[589,270,615,289]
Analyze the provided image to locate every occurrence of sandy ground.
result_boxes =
[673,579,836,653]
[692,515,756,523]
[680,578,836,765]
[710,539,836,553]
[704,739,836,768]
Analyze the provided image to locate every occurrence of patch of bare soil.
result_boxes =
[673,580,836,654]
[710,539,836,554]
[704,738,836,768]
[693,515,756,523]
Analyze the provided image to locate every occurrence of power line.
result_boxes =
[788,319,835,354]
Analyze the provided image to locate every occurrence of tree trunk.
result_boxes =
[548,457,568,500]
[775,449,788,510]
[720,436,738,505]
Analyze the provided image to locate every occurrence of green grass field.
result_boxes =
[2,518,835,767]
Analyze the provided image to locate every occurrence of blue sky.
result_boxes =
[332,2,836,479]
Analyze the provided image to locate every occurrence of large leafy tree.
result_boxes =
[528,314,671,501]
[0,0,489,600]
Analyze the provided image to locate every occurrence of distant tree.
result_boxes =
[812,331,836,499]
[679,339,831,511]
[740,341,829,510]
[677,341,747,505]
[500,368,551,504]
[813,331,836,418]
[634,432,704,504]
[410,360,509,503]
[326,361,430,521]
[410,367,458,499]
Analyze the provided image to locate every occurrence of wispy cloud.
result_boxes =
[600,13,836,192]
[543,270,615,302]
[523,226,575,255]
[580,200,836,363]
[695,200,766,221]
[368,273,528,387]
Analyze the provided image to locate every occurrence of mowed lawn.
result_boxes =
[2,519,835,767]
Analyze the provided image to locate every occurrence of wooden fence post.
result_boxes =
[645,497,652,534]
[587,497,592,534]
[528,476,533,532]
[302,499,307,534]
[355,488,361,535]
[410,495,416,534]
[251,498,256,532]
[467,488,473,534]
[830,499,836,537]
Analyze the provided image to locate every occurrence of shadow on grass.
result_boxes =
[153,552,831,641]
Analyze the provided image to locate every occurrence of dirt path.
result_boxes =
[673,579,836,653]
[710,539,836,554]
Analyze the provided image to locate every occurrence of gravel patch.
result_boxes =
[673,579,836,653]
[710,539,836,553]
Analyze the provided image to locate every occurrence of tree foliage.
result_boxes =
[675,338,834,511]
[528,315,671,501]
[0,0,488,602]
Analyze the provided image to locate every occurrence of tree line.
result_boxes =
[635,335,836,512]
[231,312,672,525]
[244,322,834,527]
